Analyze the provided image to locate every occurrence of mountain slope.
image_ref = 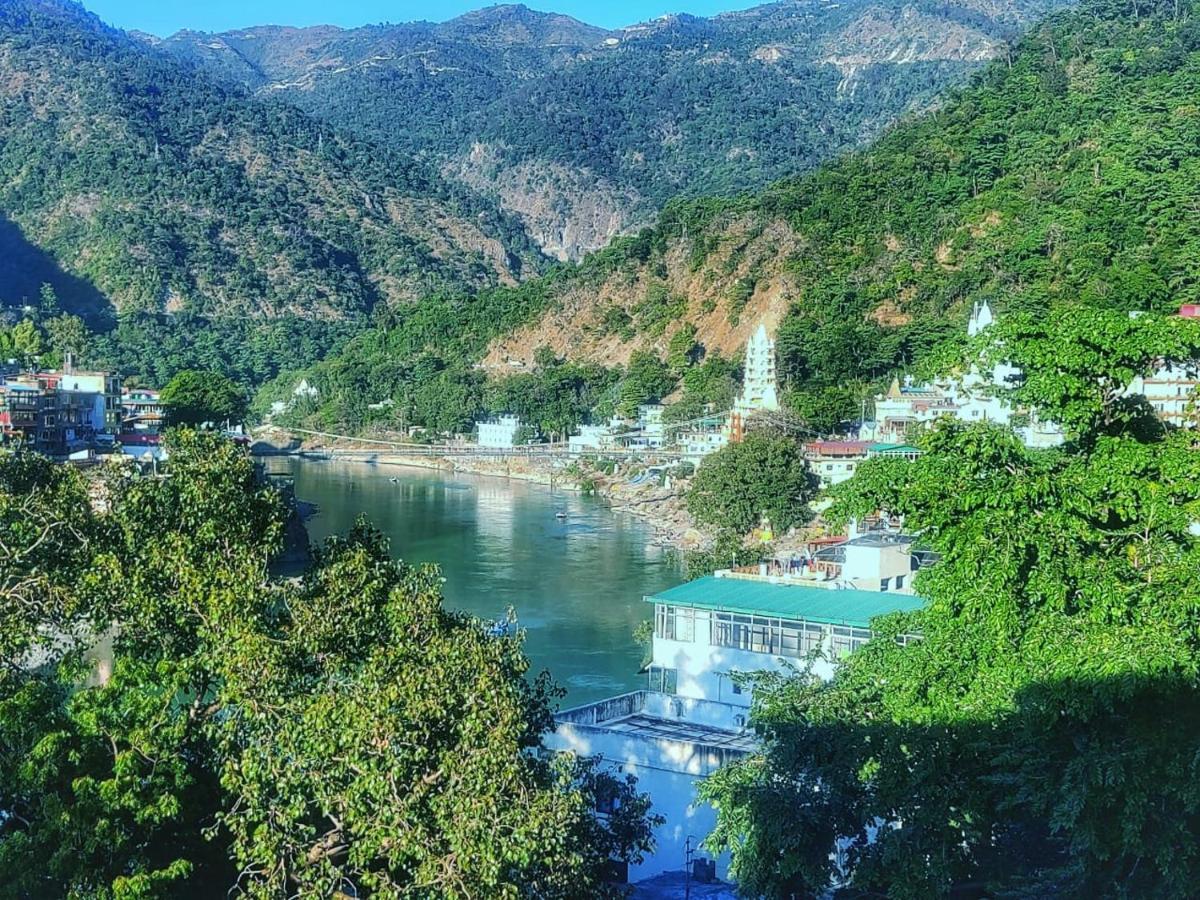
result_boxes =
[153,0,1072,259]
[489,0,1200,384]
[0,0,543,325]
[271,0,1200,432]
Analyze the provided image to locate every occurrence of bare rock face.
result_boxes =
[447,144,646,260]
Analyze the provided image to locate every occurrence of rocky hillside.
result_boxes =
[150,0,1072,260]
[0,0,543,324]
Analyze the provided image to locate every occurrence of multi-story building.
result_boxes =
[58,370,122,434]
[477,414,522,448]
[121,388,164,432]
[0,379,49,448]
[547,535,926,886]
[804,440,870,485]
[633,404,666,448]
[1128,362,1200,427]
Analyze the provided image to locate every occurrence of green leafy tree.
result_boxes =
[0,431,657,897]
[160,370,248,427]
[701,310,1200,897]
[43,313,88,364]
[687,431,818,535]
[10,319,42,365]
[618,351,676,418]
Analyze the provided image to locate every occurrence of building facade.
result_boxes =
[477,414,522,448]
[551,534,927,886]
[735,323,780,415]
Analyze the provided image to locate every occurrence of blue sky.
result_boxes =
[84,1,763,36]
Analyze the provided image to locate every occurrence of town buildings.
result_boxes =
[120,388,164,432]
[0,368,121,456]
[865,302,1065,448]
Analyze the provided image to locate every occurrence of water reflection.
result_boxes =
[268,459,683,705]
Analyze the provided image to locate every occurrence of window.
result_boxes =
[831,626,875,659]
[731,680,743,695]
[780,621,826,657]
[880,577,891,592]
[648,666,677,694]
[714,614,827,660]
[654,605,696,642]
[895,575,906,590]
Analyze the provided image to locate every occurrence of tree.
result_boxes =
[10,319,42,365]
[701,310,1200,897]
[37,283,58,316]
[686,431,819,535]
[160,369,248,427]
[618,351,676,418]
[0,431,657,897]
[43,313,89,364]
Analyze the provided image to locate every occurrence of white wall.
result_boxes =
[842,543,913,593]
[548,693,748,882]
[652,612,838,706]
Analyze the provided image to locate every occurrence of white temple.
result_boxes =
[736,323,780,414]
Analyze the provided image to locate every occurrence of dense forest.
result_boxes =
[155,0,1069,258]
[0,0,545,383]
[266,0,1200,436]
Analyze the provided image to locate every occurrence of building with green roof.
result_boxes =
[645,573,925,704]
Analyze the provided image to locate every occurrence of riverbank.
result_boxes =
[251,427,712,552]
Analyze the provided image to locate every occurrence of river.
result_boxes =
[264,458,684,706]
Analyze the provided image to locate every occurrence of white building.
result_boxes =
[477,415,522,448]
[868,302,1064,449]
[568,421,617,453]
[636,404,666,448]
[804,440,871,486]
[59,370,122,433]
[549,539,926,886]
[680,428,730,465]
[547,690,754,884]
[1128,362,1200,427]
[735,324,780,414]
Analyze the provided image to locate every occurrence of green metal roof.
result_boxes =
[867,443,922,454]
[646,576,924,629]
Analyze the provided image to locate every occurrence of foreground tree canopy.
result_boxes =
[0,431,654,898]
[701,309,1200,897]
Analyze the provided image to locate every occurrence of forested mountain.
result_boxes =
[272,0,1200,434]
[0,0,546,381]
[151,0,1070,259]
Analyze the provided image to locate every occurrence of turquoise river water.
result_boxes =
[265,458,684,706]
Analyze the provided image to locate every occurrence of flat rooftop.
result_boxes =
[600,713,758,754]
[647,575,924,628]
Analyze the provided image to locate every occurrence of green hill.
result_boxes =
[271,0,1200,434]
[0,0,545,383]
